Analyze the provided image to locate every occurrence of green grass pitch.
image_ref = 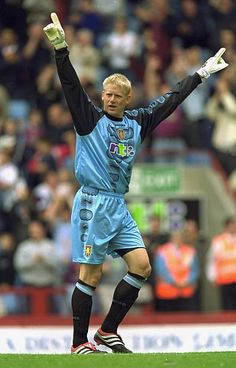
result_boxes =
[0,352,236,368]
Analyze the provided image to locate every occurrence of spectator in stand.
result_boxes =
[14,219,59,312]
[165,45,214,150]
[0,117,26,165]
[165,43,189,86]
[31,170,59,216]
[0,232,18,315]
[23,108,45,150]
[35,63,62,112]
[142,53,165,105]
[135,0,175,73]
[94,0,125,25]
[102,16,140,81]
[0,132,30,237]
[12,191,33,244]
[173,0,212,49]
[22,0,55,24]
[0,28,31,118]
[14,219,58,287]
[218,28,236,66]
[24,137,57,188]
[60,130,76,171]
[42,197,75,315]
[32,166,76,220]
[208,0,236,34]
[67,27,101,86]
[0,1,28,45]
[45,103,73,145]
[154,229,200,311]
[205,69,236,176]
[133,25,162,83]
[55,167,76,204]
[206,216,236,310]
[142,50,187,159]
[181,46,213,149]
[43,198,74,277]
[147,82,186,161]
[68,0,104,43]
[0,148,19,232]
[22,21,52,90]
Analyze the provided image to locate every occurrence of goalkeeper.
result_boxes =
[43,13,228,355]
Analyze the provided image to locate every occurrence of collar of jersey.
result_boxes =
[104,111,123,122]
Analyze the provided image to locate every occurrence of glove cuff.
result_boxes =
[54,40,68,50]
[196,67,211,79]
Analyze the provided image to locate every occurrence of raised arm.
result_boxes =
[43,13,101,135]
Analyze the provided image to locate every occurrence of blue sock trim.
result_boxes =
[123,273,144,290]
[76,282,94,296]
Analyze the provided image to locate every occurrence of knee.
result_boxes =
[143,263,152,279]
[131,262,152,280]
[79,267,103,287]
[87,272,102,287]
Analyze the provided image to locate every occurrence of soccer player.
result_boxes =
[43,13,228,354]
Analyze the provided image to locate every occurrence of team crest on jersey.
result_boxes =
[117,129,125,140]
[84,245,92,257]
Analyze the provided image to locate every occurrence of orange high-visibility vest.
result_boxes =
[211,233,236,285]
[155,242,197,299]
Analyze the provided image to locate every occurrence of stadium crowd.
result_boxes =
[1,0,236,316]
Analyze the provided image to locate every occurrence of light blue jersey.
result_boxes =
[75,115,141,194]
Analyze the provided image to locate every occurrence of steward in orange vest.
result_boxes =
[206,216,236,310]
[154,230,199,311]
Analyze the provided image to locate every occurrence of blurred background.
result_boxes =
[0,0,236,325]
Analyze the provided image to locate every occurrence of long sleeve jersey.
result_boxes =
[55,48,202,194]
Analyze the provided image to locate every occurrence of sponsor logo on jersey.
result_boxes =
[109,142,135,157]
[84,245,92,257]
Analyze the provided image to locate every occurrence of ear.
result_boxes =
[126,94,131,105]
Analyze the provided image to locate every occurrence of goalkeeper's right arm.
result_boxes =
[43,12,68,50]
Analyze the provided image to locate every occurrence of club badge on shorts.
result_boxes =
[84,245,93,257]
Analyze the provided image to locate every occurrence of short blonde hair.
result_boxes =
[103,73,132,95]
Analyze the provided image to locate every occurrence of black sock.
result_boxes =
[71,281,95,347]
[101,273,145,334]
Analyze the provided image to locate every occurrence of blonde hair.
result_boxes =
[103,73,132,96]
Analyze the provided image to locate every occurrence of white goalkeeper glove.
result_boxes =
[197,48,228,79]
[43,12,68,50]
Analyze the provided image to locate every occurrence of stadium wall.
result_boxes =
[1,312,236,353]
[1,323,236,354]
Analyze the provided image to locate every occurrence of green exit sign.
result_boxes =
[130,166,181,193]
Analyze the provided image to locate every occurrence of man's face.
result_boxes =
[29,222,45,240]
[102,83,131,118]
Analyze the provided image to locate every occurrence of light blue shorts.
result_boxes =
[71,186,145,264]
